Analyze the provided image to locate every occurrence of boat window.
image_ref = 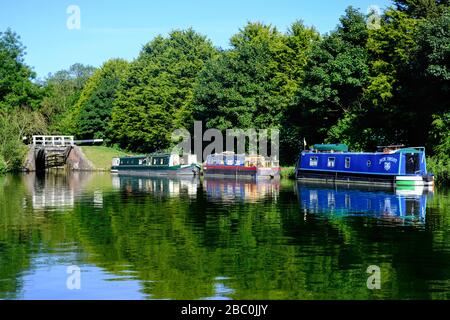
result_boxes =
[310,156,318,167]
[345,157,351,168]
[367,160,372,167]
[327,157,335,168]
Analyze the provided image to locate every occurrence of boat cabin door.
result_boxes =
[405,153,420,174]
[112,158,120,166]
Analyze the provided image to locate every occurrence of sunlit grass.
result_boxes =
[80,146,134,170]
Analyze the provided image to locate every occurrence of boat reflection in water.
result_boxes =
[203,177,280,203]
[112,174,199,197]
[296,182,431,222]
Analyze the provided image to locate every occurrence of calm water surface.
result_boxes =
[0,172,449,299]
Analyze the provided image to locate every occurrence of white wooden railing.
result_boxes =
[32,135,74,147]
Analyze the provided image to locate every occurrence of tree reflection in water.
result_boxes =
[1,172,450,299]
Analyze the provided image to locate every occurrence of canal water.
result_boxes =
[0,172,449,300]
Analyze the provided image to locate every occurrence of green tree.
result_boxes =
[0,29,46,172]
[415,9,450,157]
[294,7,371,150]
[40,63,96,134]
[275,22,321,161]
[394,0,450,18]
[193,22,318,162]
[0,108,46,171]
[74,59,129,141]
[194,22,290,130]
[111,29,217,152]
[0,28,41,110]
[357,9,421,147]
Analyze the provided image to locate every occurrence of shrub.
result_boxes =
[281,167,296,179]
[0,155,6,173]
[427,156,450,186]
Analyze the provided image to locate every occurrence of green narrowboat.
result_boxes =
[111,153,200,177]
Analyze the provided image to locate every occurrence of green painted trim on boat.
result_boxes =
[396,180,421,186]
[396,148,422,154]
[396,185,417,191]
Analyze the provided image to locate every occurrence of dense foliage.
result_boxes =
[74,59,129,141]
[0,29,41,111]
[110,29,217,152]
[40,63,96,134]
[0,29,46,172]
[193,22,319,162]
[0,1,449,183]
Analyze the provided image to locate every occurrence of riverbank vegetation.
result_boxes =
[0,0,449,183]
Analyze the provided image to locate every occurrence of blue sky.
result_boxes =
[1,0,392,79]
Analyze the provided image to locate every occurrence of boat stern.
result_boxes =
[395,174,434,189]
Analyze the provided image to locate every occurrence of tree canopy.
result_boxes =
[40,63,96,134]
[0,28,41,110]
[75,59,129,140]
[110,29,217,152]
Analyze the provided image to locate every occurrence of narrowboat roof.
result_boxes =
[116,155,146,159]
[312,144,349,152]
[147,153,172,157]
[303,145,425,155]
[395,147,424,154]
[117,153,173,159]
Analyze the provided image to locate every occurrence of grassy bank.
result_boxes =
[80,146,134,171]
[79,148,299,180]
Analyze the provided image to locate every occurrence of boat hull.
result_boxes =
[296,170,434,188]
[396,175,434,187]
[296,170,396,186]
[203,165,280,179]
[111,164,200,177]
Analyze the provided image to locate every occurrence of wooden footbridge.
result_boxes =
[32,136,75,170]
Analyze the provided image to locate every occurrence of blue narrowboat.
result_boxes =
[295,144,434,188]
